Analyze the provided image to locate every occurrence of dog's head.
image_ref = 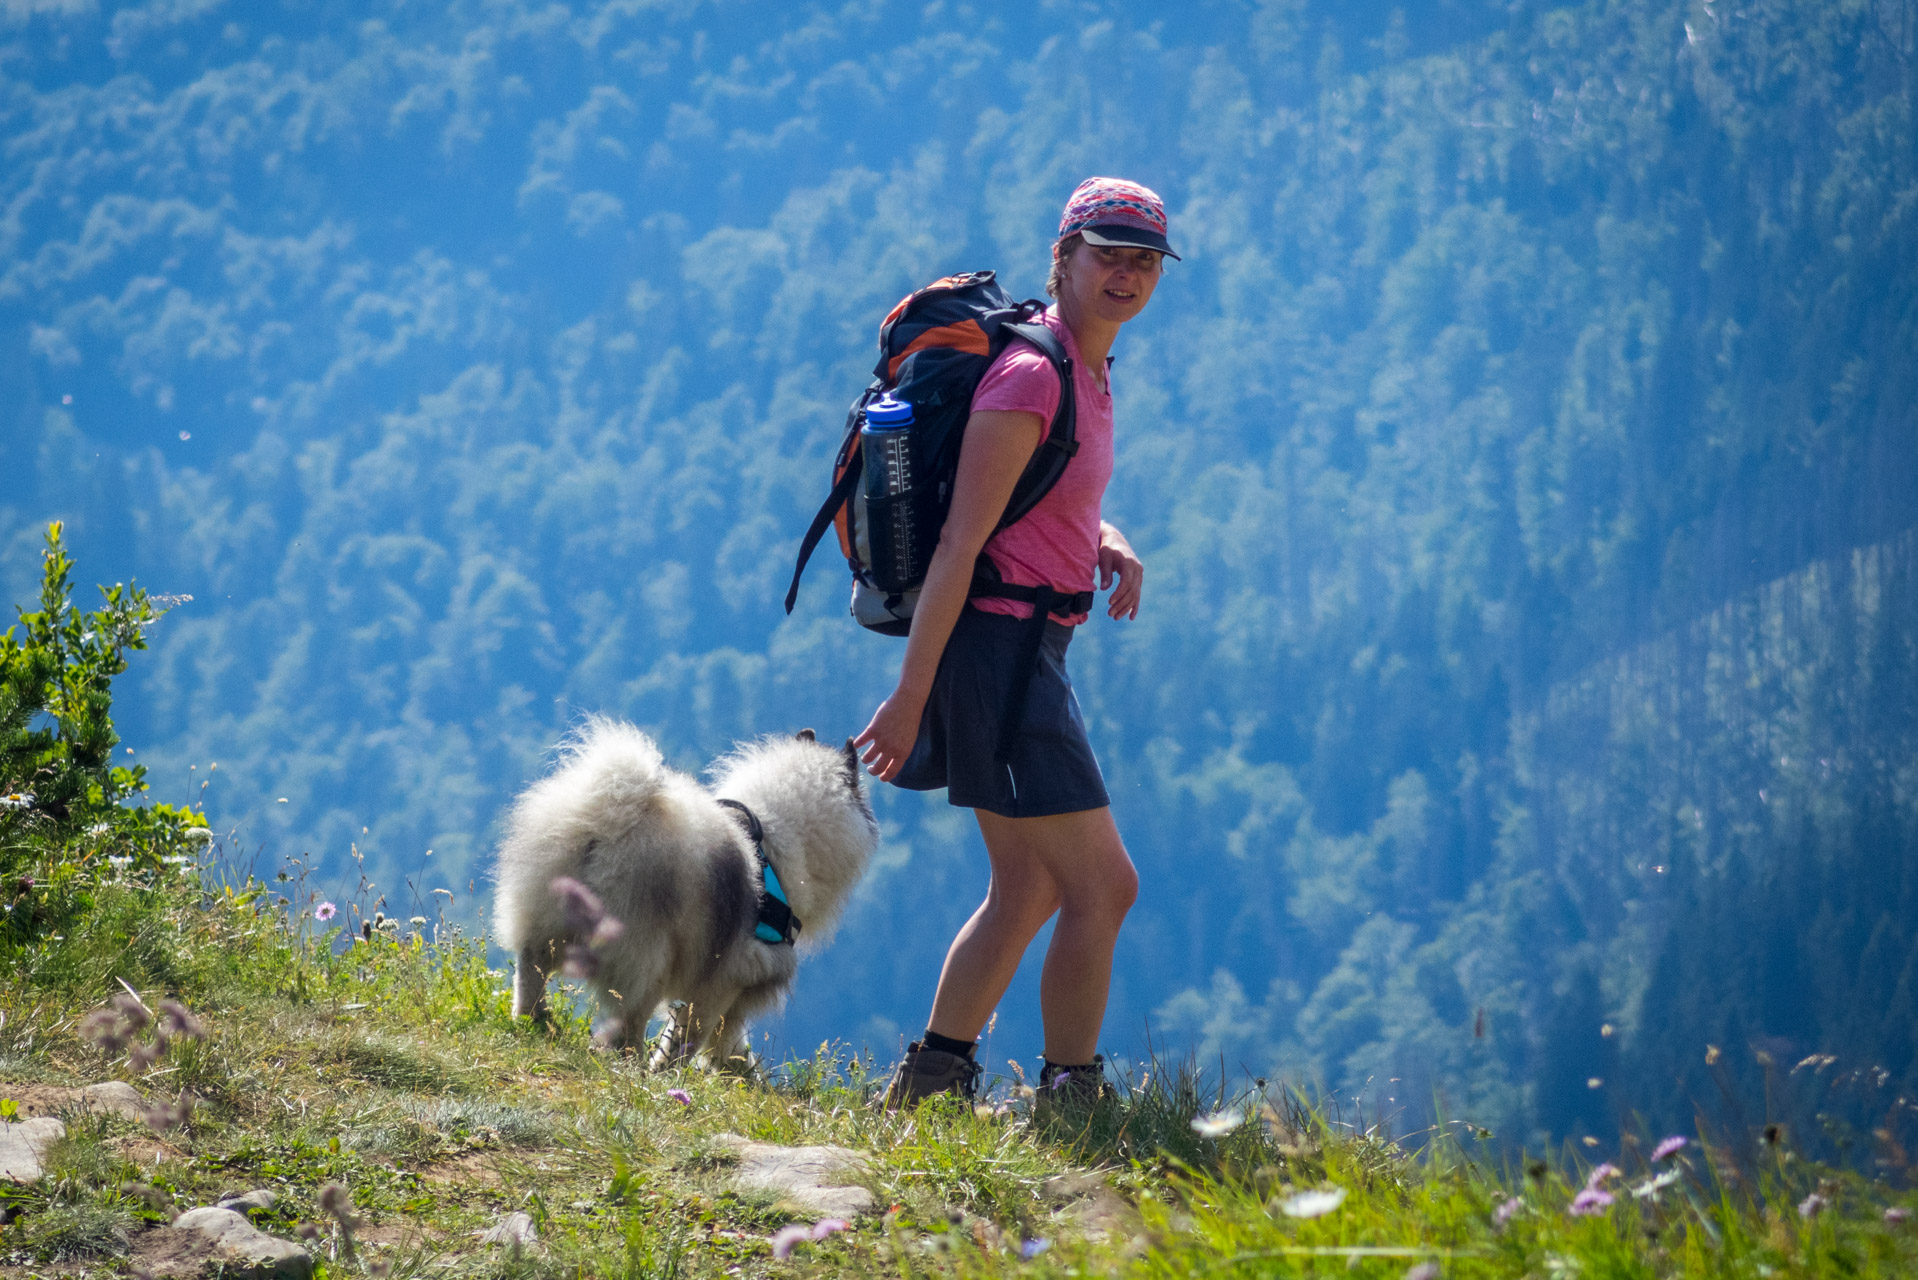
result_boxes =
[707,730,879,948]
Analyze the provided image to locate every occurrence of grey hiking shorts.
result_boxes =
[892,606,1110,819]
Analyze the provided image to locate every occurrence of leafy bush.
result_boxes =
[0,523,206,956]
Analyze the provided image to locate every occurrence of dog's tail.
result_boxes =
[491,717,669,951]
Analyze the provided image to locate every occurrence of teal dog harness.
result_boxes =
[717,799,801,946]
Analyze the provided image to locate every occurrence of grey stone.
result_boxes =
[217,1189,280,1214]
[0,1116,65,1182]
[712,1134,876,1218]
[476,1210,539,1246]
[166,1206,312,1279]
[1041,1171,1138,1242]
[79,1080,148,1119]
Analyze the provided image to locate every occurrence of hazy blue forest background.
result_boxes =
[4,0,1915,1151]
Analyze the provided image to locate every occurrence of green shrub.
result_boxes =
[1,523,207,961]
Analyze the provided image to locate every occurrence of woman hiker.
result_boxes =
[853,177,1176,1106]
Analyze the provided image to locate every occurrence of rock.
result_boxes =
[79,1080,149,1119]
[0,1116,65,1182]
[1041,1171,1139,1242]
[476,1210,539,1246]
[0,1079,147,1123]
[149,1207,312,1279]
[711,1134,876,1218]
[217,1189,280,1214]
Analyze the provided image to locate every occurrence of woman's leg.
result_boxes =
[924,820,1063,1043]
[926,806,1138,1063]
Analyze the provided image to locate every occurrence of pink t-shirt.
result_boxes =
[967,310,1113,625]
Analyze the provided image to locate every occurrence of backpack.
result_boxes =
[782,270,1086,636]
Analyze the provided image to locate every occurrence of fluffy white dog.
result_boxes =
[492,718,878,1065]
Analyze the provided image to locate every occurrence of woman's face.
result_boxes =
[1058,240,1163,325]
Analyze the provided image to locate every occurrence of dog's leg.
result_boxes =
[512,945,551,1024]
[647,1001,699,1071]
[713,980,783,1070]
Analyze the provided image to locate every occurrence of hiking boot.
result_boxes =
[1033,1055,1108,1114]
[883,1040,982,1110]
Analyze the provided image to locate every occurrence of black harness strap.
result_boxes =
[967,563,1095,765]
[716,799,802,946]
[784,453,864,615]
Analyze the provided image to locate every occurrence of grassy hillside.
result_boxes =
[4,860,1915,1280]
[4,540,1914,1277]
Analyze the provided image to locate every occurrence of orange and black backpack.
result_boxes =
[782,270,1085,636]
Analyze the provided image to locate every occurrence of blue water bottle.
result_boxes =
[860,395,918,591]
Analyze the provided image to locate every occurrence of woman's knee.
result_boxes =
[1061,856,1136,927]
[985,876,1062,933]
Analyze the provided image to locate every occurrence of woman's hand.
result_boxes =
[1098,521,1144,620]
[854,684,929,782]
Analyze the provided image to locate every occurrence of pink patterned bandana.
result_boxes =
[1057,177,1179,259]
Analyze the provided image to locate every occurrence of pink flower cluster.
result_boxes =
[770,1218,849,1259]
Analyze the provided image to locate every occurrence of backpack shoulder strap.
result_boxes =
[996,320,1078,530]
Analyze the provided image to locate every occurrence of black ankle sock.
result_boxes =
[921,1030,976,1059]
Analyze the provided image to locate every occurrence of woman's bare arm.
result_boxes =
[853,408,1043,780]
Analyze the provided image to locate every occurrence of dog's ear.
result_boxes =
[841,738,861,789]
[795,727,816,742]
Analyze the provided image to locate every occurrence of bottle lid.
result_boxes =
[865,395,914,427]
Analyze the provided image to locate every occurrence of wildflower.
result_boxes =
[770,1224,810,1259]
[1885,1206,1910,1225]
[1021,1237,1051,1259]
[1275,1186,1347,1218]
[1405,1264,1440,1280]
[1586,1163,1622,1188]
[1798,1192,1828,1218]
[142,1091,194,1132]
[0,792,33,810]
[158,1000,205,1041]
[1492,1196,1522,1228]
[809,1219,849,1241]
[667,1089,693,1106]
[1568,1188,1614,1216]
[315,901,337,922]
[1191,1110,1245,1138]
[561,942,601,980]
[319,1183,359,1228]
[551,876,609,933]
[409,916,427,927]
[1651,1135,1688,1162]
[1631,1169,1682,1198]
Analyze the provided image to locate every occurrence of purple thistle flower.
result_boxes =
[550,876,607,933]
[1020,1237,1052,1259]
[560,941,601,980]
[1492,1196,1522,1228]
[667,1089,693,1106]
[158,1000,205,1042]
[1585,1163,1622,1189]
[770,1224,811,1259]
[808,1218,849,1241]
[1885,1206,1910,1225]
[1568,1188,1615,1216]
[1798,1192,1828,1219]
[315,901,337,922]
[1651,1135,1688,1162]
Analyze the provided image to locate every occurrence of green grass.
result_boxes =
[0,843,1913,1279]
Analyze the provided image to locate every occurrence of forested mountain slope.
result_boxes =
[4,0,1914,1147]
